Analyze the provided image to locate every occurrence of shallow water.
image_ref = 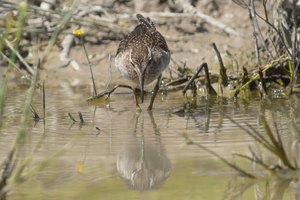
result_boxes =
[1,87,300,200]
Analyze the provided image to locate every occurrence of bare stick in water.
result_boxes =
[81,37,97,96]
[182,63,205,95]
[212,43,228,87]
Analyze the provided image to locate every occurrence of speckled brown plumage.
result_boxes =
[115,14,170,109]
[116,14,169,55]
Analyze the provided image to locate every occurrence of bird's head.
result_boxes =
[129,47,152,103]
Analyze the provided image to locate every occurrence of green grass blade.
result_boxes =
[9,2,27,68]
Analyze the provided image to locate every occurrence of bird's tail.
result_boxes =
[136,14,156,30]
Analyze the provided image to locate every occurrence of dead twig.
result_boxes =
[233,0,292,58]
[80,34,97,96]
[249,0,273,60]
[248,0,262,66]
[182,63,205,95]
[212,43,228,87]
[86,84,134,102]
[203,63,217,96]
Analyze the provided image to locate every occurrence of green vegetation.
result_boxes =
[0,2,73,199]
[0,0,299,200]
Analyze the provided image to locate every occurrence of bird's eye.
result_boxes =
[147,58,152,65]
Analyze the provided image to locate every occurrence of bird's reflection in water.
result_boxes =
[117,111,171,191]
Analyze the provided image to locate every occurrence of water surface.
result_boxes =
[1,87,299,200]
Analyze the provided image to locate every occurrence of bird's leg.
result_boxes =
[147,75,162,110]
[133,88,142,110]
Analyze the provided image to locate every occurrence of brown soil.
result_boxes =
[13,1,268,92]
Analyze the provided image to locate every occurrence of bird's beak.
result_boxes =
[138,68,147,103]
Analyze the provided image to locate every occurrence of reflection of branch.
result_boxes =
[203,63,217,96]
[228,114,296,170]
[183,134,255,178]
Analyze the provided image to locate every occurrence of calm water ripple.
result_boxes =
[2,88,300,200]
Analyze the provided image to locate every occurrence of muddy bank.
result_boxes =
[2,0,259,90]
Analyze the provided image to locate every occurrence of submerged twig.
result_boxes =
[86,84,134,102]
[184,135,255,178]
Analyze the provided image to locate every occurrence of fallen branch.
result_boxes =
[86,84,134,102]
